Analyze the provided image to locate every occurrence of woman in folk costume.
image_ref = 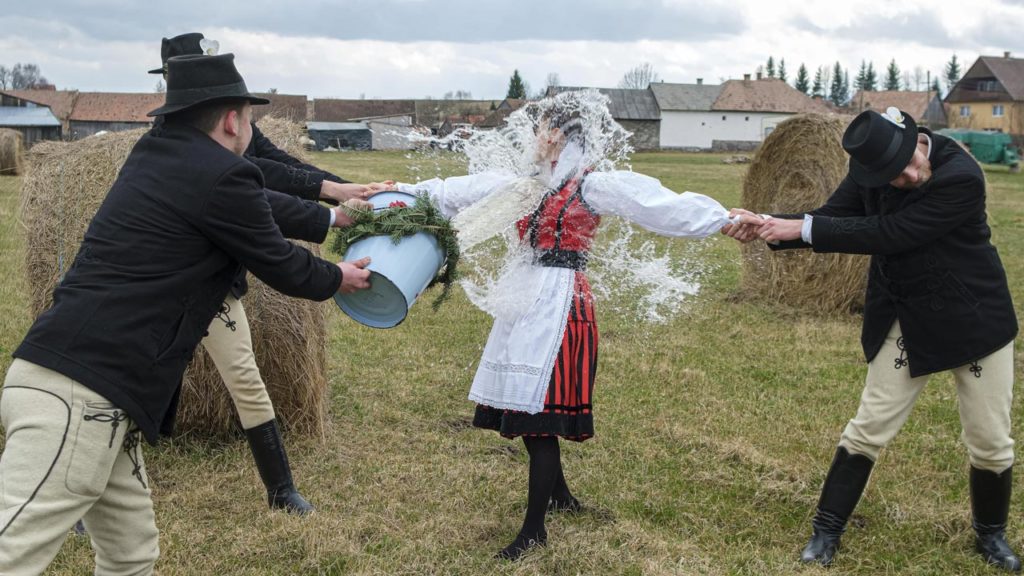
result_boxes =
[395,91,760,560]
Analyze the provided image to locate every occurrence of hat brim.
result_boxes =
[847,113,919,188]
[147,94,270,117]
[147,67,164,75]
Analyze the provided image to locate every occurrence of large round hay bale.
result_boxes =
[0,128,25,176]
[740,113,869,313]
[19,118,329,439]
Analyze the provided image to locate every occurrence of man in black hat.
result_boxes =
[0,52,371,574]
[151,32,373,205]
[146,32,388,516]
[727,107,1019,571]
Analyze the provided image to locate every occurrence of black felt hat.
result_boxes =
[148,32,207,74]
[147,53,269,117]
[842,107,919,187]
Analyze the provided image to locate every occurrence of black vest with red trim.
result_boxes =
[515,172,600,270]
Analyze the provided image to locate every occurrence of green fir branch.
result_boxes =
[331,193,460,310]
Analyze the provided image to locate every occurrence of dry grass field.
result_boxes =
[0,150,1022,575]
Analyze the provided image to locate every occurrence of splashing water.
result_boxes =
[411,89,717,324]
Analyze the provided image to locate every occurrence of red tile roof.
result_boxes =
[712,78,832,114]
[849,90,936,119]
[69,92,165,122]
[251,93,308,122]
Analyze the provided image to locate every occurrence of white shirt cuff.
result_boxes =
[328,207,336,227]
[801,214,813,244]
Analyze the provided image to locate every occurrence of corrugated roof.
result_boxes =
[849,90,936,120]
[307,122,369,131]
[649,82,723,111]
[0,106,62,127]
[0,89,77,120]
[549,86,659,120]
[712,78,832,114]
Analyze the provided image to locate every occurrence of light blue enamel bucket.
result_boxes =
[334,191,446,328]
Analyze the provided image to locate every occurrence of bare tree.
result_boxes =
[618,62,659,89]
[912,66,925,91]
[0,66,10,89]
[11,63,48,89]
[154,79,165,93]
[545,72,561,90]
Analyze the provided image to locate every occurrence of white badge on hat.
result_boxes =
[199,38,220,56]
[881,106,906,129]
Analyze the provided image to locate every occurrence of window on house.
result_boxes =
[745,116,750,121]
[993,104,1004,117]
[722,115,727,121]
[960,105,971,117]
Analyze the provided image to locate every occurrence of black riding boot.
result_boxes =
[800,447,874,566]
[971,466,1021,572]
[245,419,314,515]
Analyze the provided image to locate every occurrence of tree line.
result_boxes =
[502,55,965,107]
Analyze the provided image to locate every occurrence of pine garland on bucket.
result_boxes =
[331,192,460,310]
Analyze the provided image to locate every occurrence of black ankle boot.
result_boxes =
[245,419,314,516]
[971,466,1021,572]
[800,447,874,566]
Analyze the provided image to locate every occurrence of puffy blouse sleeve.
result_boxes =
[396,170,517,218]
[581,170,732,238]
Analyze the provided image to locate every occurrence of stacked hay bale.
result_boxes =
[0,129,25,176]
[20,118,329,439]
[740,113,869,313]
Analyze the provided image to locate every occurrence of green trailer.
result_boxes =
[937,129,1021,172]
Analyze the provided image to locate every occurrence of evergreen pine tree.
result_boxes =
[932,77,942,97]
[944,54,962,92]
[830,61,845,106]
[795,63,810,94]
[885,59,901,90]
[812,66,824,98]
[856,60,868,90]
[766,56,776,78]
[865,62,878,91]
[779,58,787,82]
[506,69,526,99]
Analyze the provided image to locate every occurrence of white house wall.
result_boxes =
[659,111,793,149]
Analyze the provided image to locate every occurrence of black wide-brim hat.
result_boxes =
[147,53,269,117]
[842,107,919,188]
[148,32,205,74]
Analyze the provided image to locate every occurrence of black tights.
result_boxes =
[497,436,577,560]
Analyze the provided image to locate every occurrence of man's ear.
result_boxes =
[223,109,240,137]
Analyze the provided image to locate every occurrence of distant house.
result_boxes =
[546,86,661,150]
[306,121,371,151]
[0,106,62,146]
[1,88,77,136]
[67,92,164,139]
[946,52,1024,140]
[477,98,527,129]
[850,90,947,129]
[649,81,724,150]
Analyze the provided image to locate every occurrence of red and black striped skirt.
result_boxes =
[473,272,598,442]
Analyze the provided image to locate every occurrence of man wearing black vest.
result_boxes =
[730,107,1019,571]
[0,53,370,574]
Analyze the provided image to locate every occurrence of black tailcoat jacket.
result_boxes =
[774,130,1017,377]
[14,123,342,444]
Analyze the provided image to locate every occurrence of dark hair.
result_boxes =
[164,98,248,134]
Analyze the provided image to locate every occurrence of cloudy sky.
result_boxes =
[2,0,1022,99]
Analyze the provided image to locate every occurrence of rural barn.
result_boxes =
[306,121,371,150]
